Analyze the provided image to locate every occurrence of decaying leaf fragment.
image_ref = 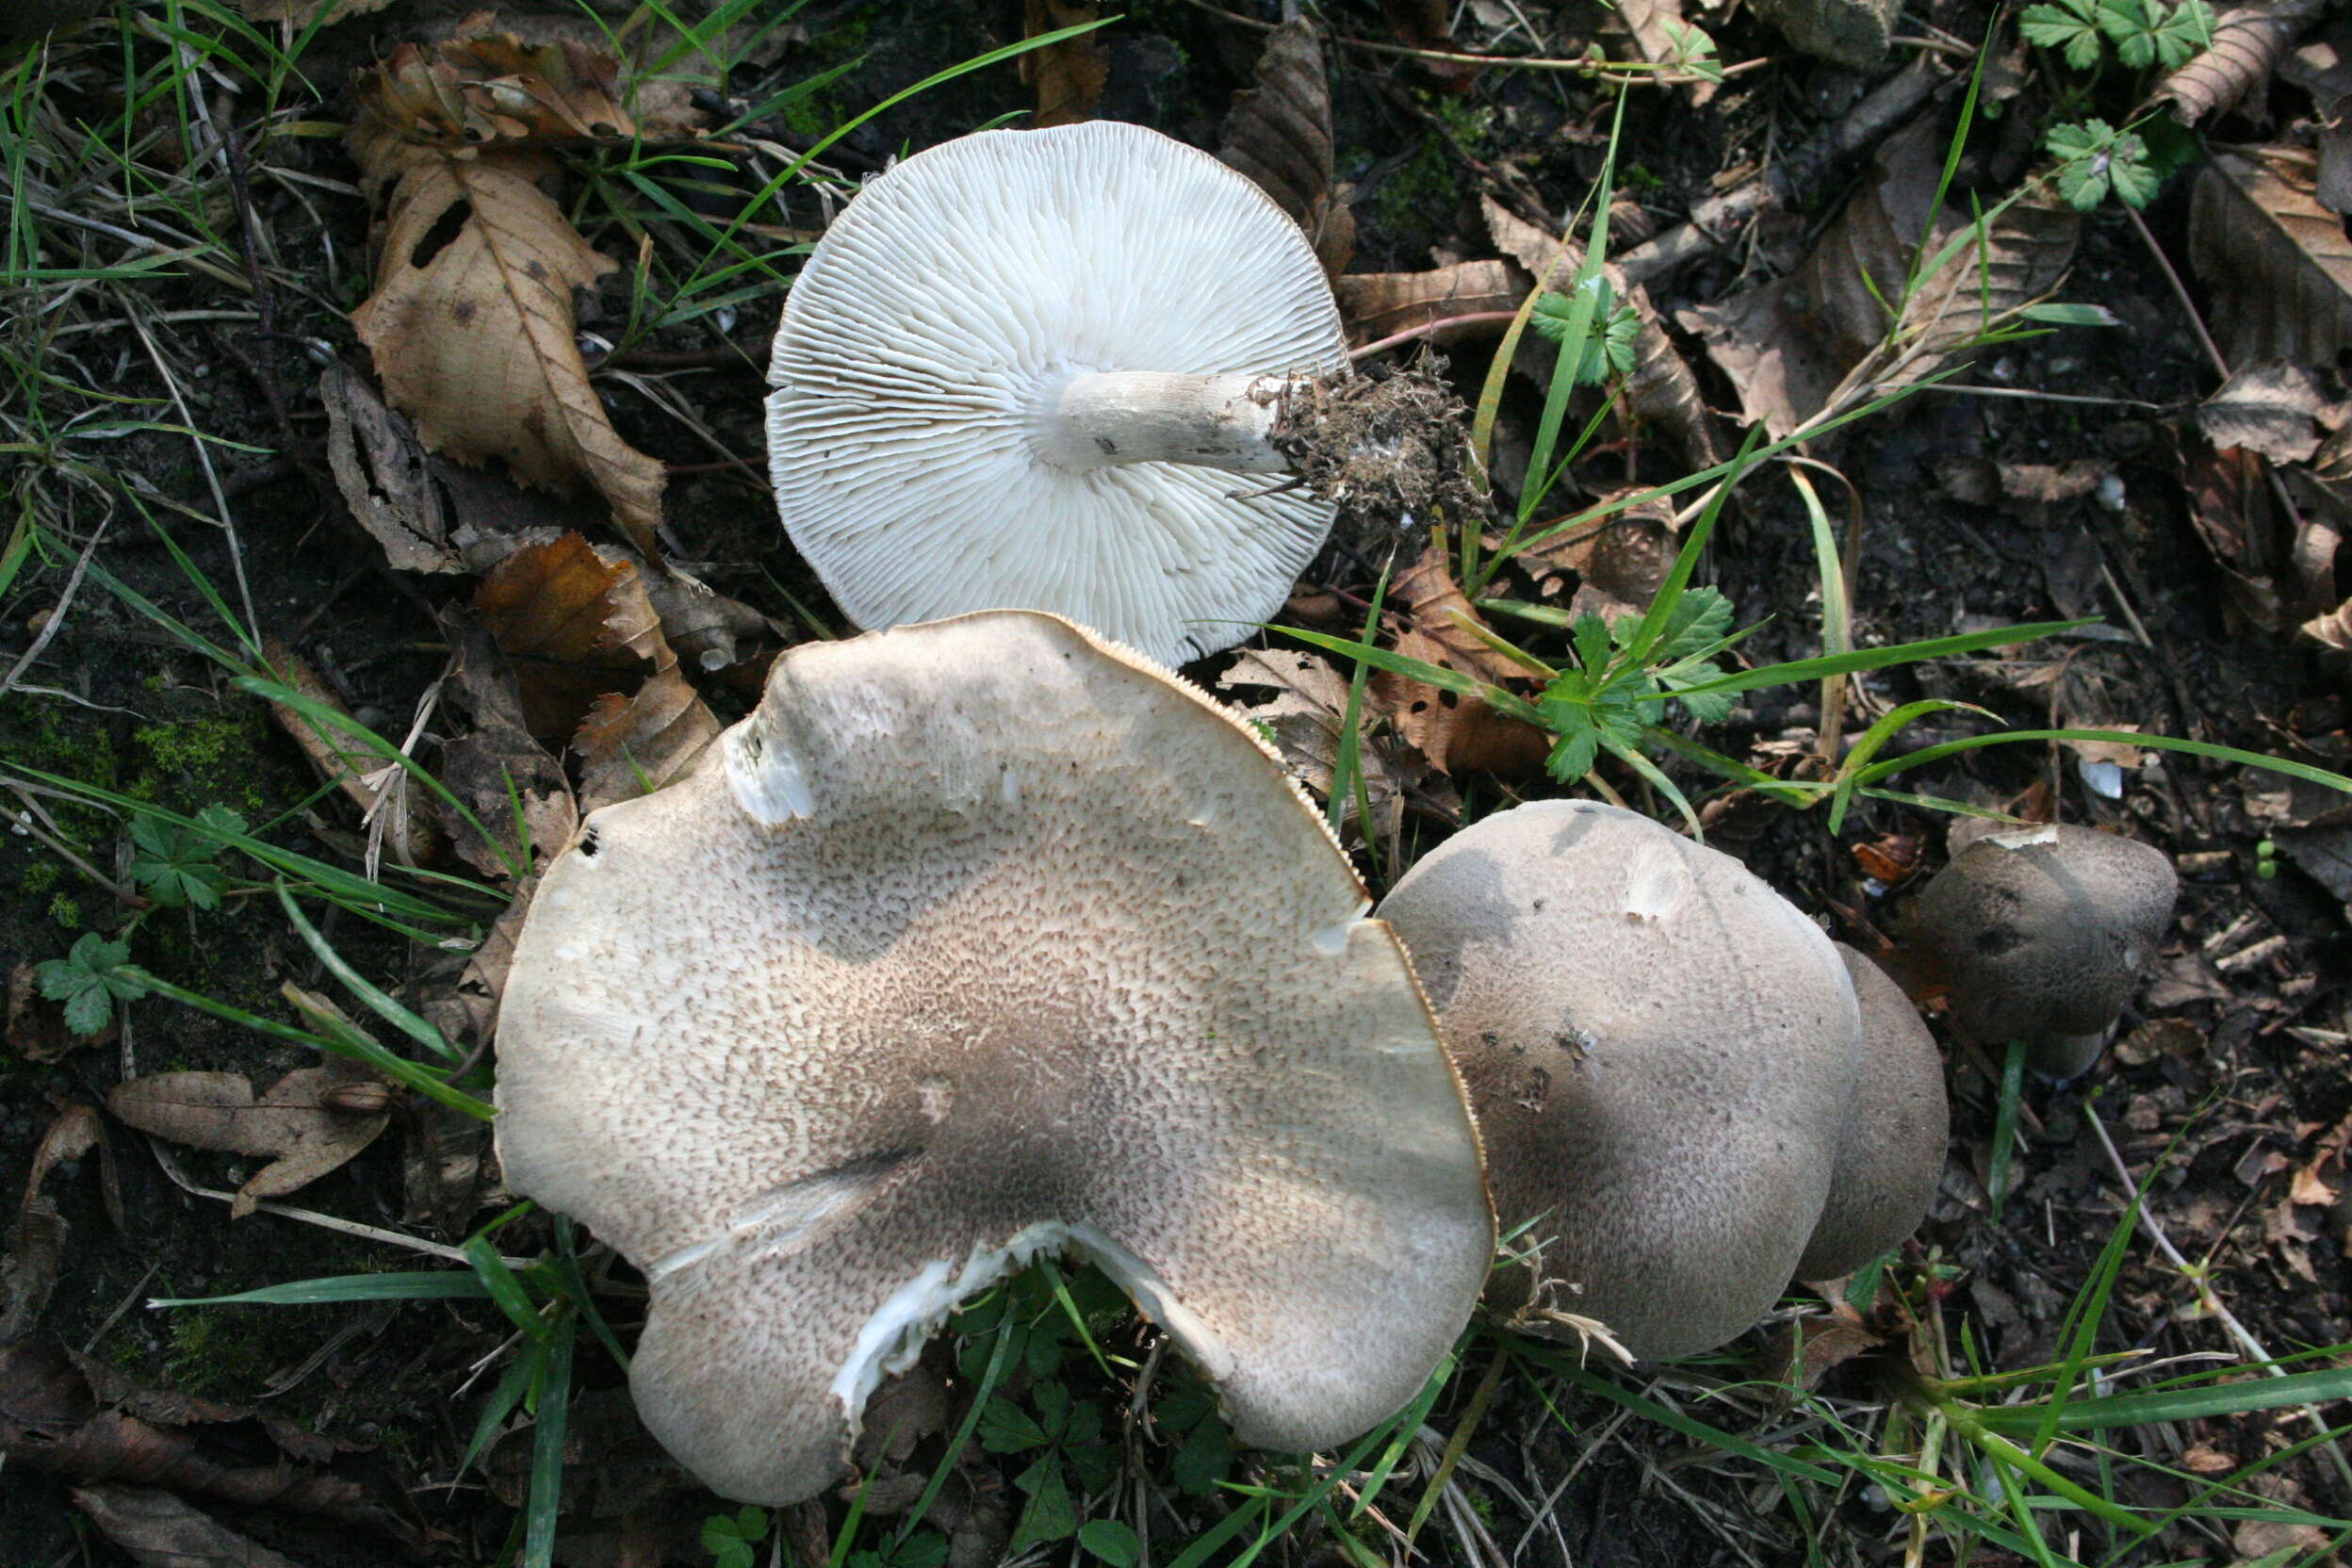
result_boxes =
[1370,546,1549,776]
[1336,262,1525,347]
[2198,362,2346,465]
[74,1484,307,1568]
[436,618,580,879]
[2189,150,2352,371]
[574,665,722,813]
[1021,0,1107,127]
[1677,119,2078,437]
[106,1035,394,1218]
[472,531,671,741]
[348,29,694,561]
[1215,648,1408,848]
[2153,0,2328,123]
[1218,19,1355,276]
[1750,0,1897,71]
[2,1104,115,1342]
[260,638,441,869]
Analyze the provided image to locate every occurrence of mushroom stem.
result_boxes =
[1034,370,1306,474]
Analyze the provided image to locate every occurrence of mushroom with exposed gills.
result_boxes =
[1795,945,1950,1281]
[1903,822,2179,1077]
[1376,799,1874,1361]
[493,611,1494,1505]
[766,122,1372,667]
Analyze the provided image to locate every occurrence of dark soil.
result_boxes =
[5,1,2349,1565]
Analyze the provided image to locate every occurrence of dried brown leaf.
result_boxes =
[260,638,441,868]
[1614,0,1720,102]
[573,665,722,814]
[106,1044,392,1219]
[2304,593,2352,650]
[1483,198,1725,474]
[1217,648,1405,847]
[641,569,777,674]
[1678,120,2077,436]
[2153,0,2327,123]
[0,1341,416,1544]
[74,1484,308,1568]
[437,629,580,879]
[1218,19,1355,275]
[472,531,669,741]
[319,361,461,574]
[1369,546,1548,776]
[1515,493,1682,620]
[2189,150,2352,370]
[1021,0,1107,127]
[349,36,676,563]
[2,1105,111,1341]
[1336,260,1525,347]
[2199,361,2342,464]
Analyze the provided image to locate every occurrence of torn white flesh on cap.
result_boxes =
[493,612,1492,1505]
[766,122,1349,666]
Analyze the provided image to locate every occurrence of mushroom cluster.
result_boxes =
[1377,801,1948,1360]
[495,612,1493,1505]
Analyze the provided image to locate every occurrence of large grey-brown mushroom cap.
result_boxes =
[1796,946,1949,1281]
[766,122,1348,667]
[494,612,1491,1505]
[1909,823,2178,1066]
[1376,800,1862,1361]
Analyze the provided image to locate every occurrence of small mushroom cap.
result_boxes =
[495,612,1490,1504]
[765,122,1348,667]
[1376,800,1862,1362]
[1795,946,1949,1281]
[1909,823,2178,1049]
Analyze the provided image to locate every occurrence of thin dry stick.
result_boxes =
[0,517,107,698]
[2082,1102,2352,1498]
[118,300,262,638]
[1349,310,1524,360]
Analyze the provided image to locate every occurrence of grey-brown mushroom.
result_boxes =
[494,611,1493,1504]
[1904,822,2178,1076]
[1795,945,1950,1281]
[1376,799,1866,1361]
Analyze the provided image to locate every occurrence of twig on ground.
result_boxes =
[0,517,106,699]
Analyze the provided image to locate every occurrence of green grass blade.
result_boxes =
[275,881,465,1064]
[154,1271,492,1306]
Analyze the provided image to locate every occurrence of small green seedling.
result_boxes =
[1530,278,1642,388]
[35,932,148,1035]
[2255,838,2278,880]
[2044,118,2158,210]
[1536,587,1739,784]
[127,803,246,909]
[2020,0,2213,71]
[700,1505,770,1568]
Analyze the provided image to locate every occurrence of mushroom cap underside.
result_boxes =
[1378,799,1863,1362]
[765,121,1349,666]
[493,612,1491,1504]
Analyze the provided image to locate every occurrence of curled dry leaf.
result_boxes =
[1216,648,1407,849]
[1483,198,1725,475]
[349,32,691,561]
[106,1035,393,1219]
[2189,151,2352,370]
[436,617,579,879]
[1218,19,1355,276]
[1370,545,1549,776]
[2153,0,2328,123]
[320,361,461,575]
[2199,362,2345,465]
[74,1484,308,1568]
[2,1104,114,1342]
[1,1340,416,1544]
[1021,0,1107,127]
[575,665,723,814]
[260,638,441,869]
[472,531,670,741]
[1677,119,2078,438]
[1337,261,1525,347]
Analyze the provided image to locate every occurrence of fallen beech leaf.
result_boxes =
[436,618,579,878]
[1218,19,1355,276]
[348,32,690,561]
[260,638,440,870]
[472,531,669,741]
[1763,1316,1885,1391]
[2,1104,113,1341]
[2271,805,2352,900]
[106,1044,393,1219]
[1483,199,1724,474]
[574,664,723,814]
[1678,120,2078,437]
[1515,493,1681,620]
[0,1341,417,1544]
[1370,545,1548,776]
[2199,362,2342,464]
[319,362,462,574]
[2153,0,2327,123]
[1021,0,1107,127]
[2189,150,2352,371]
[641,568,777,674]
[2182,444,2289,629]
[1336,260,1524,347]
[74,1484,308,1568]
[1615,0,1721,102]
[1216,647,1406,847]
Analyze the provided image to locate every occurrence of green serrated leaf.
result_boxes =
[1009,1458,1077,1552]
[1080,1520,1142,1566]
[976,1398,1050,1453]
[1545,724,1602,783]
[1170,1412,1232,1496]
